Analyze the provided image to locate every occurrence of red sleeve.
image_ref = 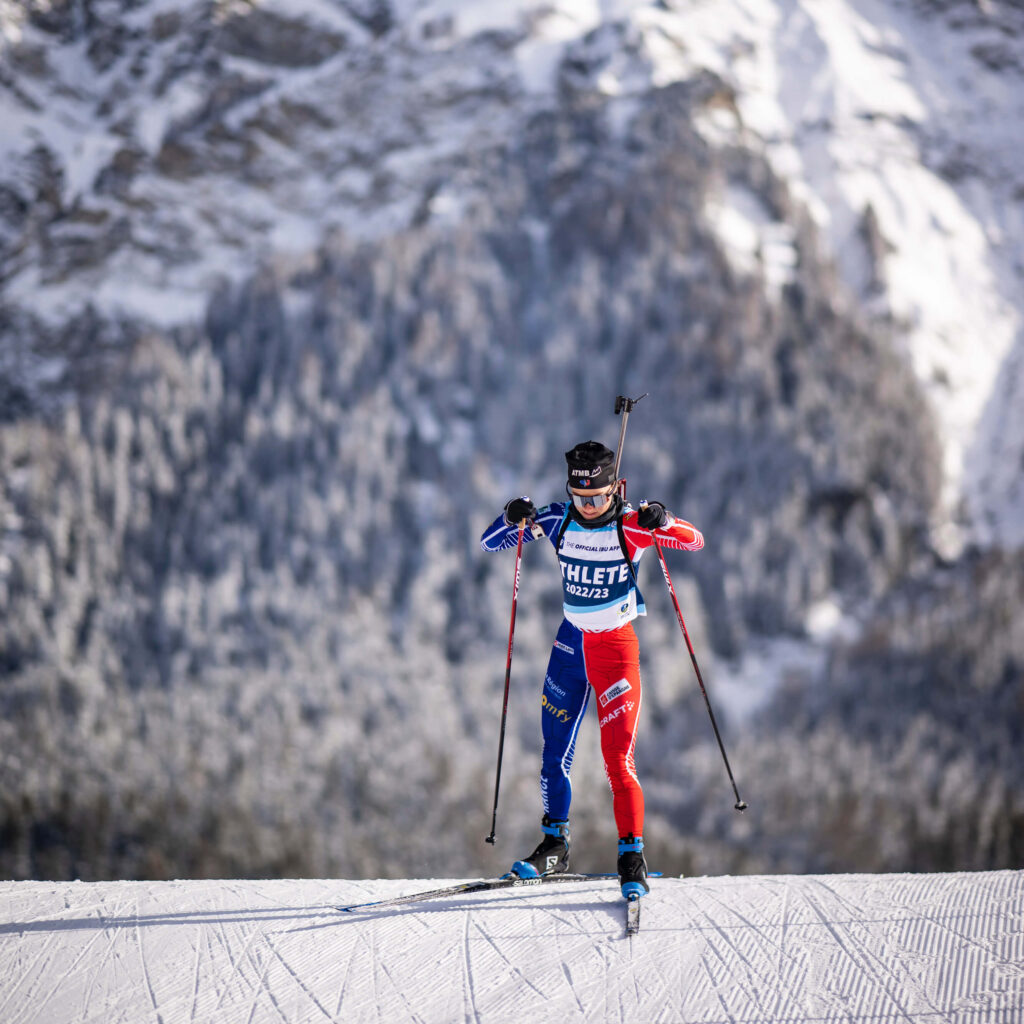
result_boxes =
[621,509,704,557]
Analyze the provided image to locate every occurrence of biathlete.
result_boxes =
[480,440,704,899]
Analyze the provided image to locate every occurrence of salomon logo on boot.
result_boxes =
[618,834,649,900]
[510,816,570,878]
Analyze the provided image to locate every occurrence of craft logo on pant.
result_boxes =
[599,678,632,707]
[599,700,635,729]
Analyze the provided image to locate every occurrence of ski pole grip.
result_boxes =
[520,517,544,539]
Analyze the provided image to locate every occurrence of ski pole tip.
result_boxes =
[485,835,496,845]
[735,800,748,812]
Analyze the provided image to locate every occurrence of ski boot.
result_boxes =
[618,834,649,900]
[509,816,570,878]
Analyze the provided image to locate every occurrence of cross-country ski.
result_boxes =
[338,871,664,917]
[338,872,598,913]
[626,895,641,936]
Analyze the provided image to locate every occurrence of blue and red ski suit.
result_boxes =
[480,500,704,837]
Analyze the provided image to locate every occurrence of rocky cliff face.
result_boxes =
[1,1,1021,880]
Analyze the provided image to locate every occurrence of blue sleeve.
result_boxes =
[479,502,568,552]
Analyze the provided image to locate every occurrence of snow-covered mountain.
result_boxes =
[1,1,1022,884]
[2,0,1022,542]
[1,870,1022,1023]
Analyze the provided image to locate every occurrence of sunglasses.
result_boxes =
[569,487,615,509]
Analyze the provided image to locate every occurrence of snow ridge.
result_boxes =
[2,870,1022,1023]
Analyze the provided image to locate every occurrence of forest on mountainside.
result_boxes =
[2,0,1022,882]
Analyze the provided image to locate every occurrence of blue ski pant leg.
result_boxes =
[539,621,590,823]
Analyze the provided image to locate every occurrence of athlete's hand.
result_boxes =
[505,496,537,525]
[637,501,668,530]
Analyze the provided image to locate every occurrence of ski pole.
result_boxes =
[612,393,648,490]
[647,523,747,812]
[485,519,527,844]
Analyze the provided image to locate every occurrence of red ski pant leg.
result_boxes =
[582,624,644,838]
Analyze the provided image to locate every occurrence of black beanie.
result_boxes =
[565,440,616,490]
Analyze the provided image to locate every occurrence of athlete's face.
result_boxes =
[569,484,616,519]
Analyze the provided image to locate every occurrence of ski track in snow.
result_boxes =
[0,871,1021,1024]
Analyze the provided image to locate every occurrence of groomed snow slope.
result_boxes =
[1,871,1021,1023]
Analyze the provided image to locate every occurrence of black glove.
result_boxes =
[505,496,537,525]
[637,501,668,530]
